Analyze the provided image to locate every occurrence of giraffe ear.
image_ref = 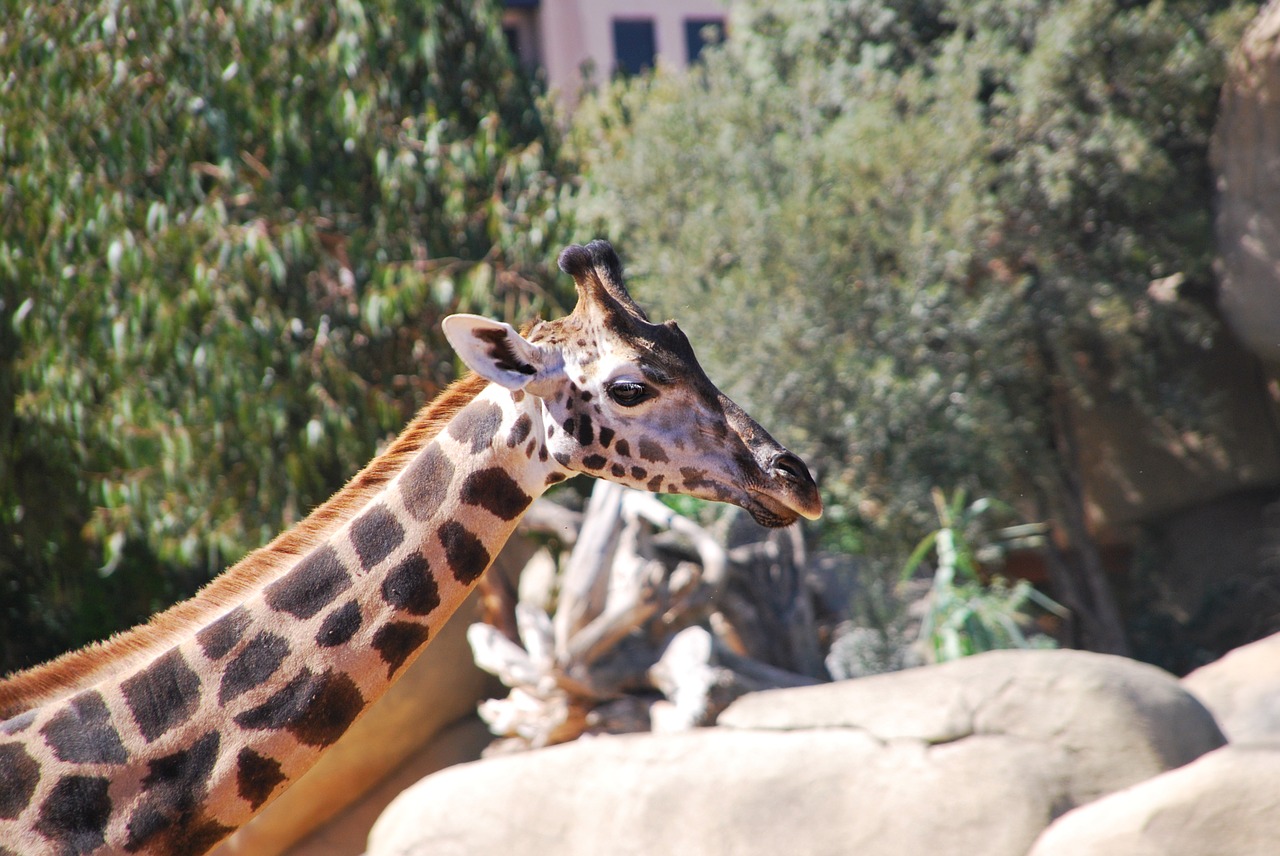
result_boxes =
[443,314,545,390]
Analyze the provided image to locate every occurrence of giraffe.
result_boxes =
[0,240,821,856]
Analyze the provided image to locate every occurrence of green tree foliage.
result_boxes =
[571,0,1255,652]
[0,0,576,673]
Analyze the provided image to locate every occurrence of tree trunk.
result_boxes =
[1040,385,1131,656]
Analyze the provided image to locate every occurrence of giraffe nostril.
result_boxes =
[769,451,811,485]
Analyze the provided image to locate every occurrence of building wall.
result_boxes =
[505,0,730,104]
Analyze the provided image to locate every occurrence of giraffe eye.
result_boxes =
[607,381,653,407]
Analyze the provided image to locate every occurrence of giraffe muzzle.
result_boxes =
[771,450,823,518]
[769,451,812,488]
[739,449,823,528]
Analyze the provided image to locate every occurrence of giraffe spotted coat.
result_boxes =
[0,241,820,855]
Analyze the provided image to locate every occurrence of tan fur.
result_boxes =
[0,373,490,720]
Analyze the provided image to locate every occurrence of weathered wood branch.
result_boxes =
[553,481,627,650]
[470,480,830,750]
[649,626,821,731]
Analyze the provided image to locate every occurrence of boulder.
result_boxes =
[721,649,1223,805]
[1214,1,1280,365]
[1183,631,1280,743]
[367,649,1224,856]
[1029,744,1280,856]
[1068,356,1280,529]
[370,727,1056,856]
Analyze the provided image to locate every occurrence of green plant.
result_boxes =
[0,0,578,673]
[903,489,1063,662]
[569,0,1256,654]
[657,493,722,526]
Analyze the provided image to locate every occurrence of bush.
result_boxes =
[904,489,1062,661]
[570,0,1255,651]
[0,0,576,673]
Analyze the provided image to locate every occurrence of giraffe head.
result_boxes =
[444,240,822,527]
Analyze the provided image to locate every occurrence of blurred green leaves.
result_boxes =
[569,0,1253,650]
[0,0,1261,669]
[0,0,575,672]
[904,489,1063,661]
[571,0,1248,548]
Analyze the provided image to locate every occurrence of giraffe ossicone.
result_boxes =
[0,240,820,856]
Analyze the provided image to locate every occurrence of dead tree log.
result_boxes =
[469,481,830,751]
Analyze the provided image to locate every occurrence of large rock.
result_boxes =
[721,649,1223,805]
[1029,744,1280,856]
[1068,352,1280,529]
[367,650,1224,856]
[1183,631,1280,743]
[371,728,1054,856]
[1214,2,1280,365]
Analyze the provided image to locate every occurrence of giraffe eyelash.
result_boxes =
[606,380,654,407]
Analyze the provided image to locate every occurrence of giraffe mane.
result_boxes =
[0,372,491,720]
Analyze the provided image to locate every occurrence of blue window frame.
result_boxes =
[613,18,656,76]
[685,18,725,64]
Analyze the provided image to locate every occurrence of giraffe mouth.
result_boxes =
[743,488,820,529]
[744,495,800,528]
[742,452,823,528]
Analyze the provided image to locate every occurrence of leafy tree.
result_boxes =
[570,0,1255,653]
[0,0,576,673]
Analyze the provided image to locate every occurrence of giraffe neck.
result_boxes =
[0,381,560,856]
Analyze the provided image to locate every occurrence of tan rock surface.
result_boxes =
[1029,744,1280,856]
[1183,631,1280,743]
[370,728,1056,856]
[1214,1,1280,364]
[722,648,1224,804]
[367,649,1224,856]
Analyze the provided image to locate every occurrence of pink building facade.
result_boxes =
[503,0,730,102]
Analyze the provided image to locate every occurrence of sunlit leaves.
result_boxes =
[571,0,1250,556]
[0,0,575,671]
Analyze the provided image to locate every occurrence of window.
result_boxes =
[613,18,656,76]
[503,24,521,57]
[685,17,725,64]
[501,7,540,70]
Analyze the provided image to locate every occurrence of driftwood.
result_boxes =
[469,481,828,752]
